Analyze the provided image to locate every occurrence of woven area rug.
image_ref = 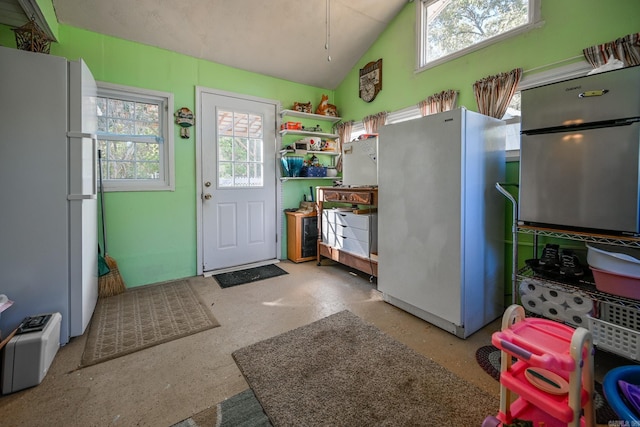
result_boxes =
[475,345,618,424]
[81,280,220,367]
[213,264,288,289]
[233,310,497,426]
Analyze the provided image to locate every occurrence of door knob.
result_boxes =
[204,181,212,187]
[203,194,212,200]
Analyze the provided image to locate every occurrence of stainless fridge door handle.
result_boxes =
[578,89,609,98]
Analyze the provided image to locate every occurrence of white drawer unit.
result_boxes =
[322,209,337,247]
[323,209,377,258]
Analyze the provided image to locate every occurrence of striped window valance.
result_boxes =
[583,33,640,68]
[473,68,522,119]
[418,89,459,117]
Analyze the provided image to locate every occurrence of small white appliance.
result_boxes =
[0,46,99,345]
[2,313,62,394]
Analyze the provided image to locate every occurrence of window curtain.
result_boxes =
[335,120,353,172]
[583,32,640,68]
[473,68,522,119]
[362,111,388,133]
[418,89,459,116]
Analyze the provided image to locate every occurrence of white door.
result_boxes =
[200,91,278,272]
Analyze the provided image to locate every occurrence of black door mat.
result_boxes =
[214,264,288,288]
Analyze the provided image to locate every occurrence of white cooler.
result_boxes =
[1,312,61,394]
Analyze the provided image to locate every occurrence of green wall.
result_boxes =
[1,0,638,289]
[0,24,335,287]
[335,0,640,120]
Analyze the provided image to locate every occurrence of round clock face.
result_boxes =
[361,83,376,102]
[359,60,381,103]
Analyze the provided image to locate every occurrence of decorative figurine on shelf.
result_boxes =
[293,101,313,113]
[315,94,338,117]
[302,124,323,132]
[175,107,194,139]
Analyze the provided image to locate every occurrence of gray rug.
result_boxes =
[232,310,498,426]
[81,280,220,367]
[172,389,271,427]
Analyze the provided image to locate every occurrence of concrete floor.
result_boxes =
[0,260,629,426]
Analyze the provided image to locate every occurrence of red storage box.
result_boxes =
[591,267,640,299]
[281,121,302,130]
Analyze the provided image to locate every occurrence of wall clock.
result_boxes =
[359,59,382,103]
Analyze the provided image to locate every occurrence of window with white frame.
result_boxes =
[417,0,541,70]
[97,83,174,191]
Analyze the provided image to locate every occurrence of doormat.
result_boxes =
[213,264,288,289]
[80,280,220,368]
[233,310,497,426]
[475,345,618,424]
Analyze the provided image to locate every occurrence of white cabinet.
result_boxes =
[317,187,378,279]
[322,209,377,259]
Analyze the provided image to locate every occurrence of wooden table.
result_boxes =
[316,186,378,278]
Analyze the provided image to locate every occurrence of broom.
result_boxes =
[97,149,126,297]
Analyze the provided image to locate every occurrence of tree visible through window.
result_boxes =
[419,0,538,68]
[96,83,174,191]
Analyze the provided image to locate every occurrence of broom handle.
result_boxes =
[98,149,108,255]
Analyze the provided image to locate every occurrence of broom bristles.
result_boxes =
[99,254,126,298]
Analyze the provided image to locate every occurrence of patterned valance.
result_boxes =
[583,33,640,68]
[473,68,522,119]
[418,89,459,117]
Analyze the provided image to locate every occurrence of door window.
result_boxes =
[217,110,264,188]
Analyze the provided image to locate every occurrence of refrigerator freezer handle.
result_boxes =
[91,135,97,196]
[67,132,98,200]
[67,131,96,139]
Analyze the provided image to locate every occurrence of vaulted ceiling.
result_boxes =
[0,0,410,89]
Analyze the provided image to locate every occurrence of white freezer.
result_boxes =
[377,108,505,338]
[0,46,98,345]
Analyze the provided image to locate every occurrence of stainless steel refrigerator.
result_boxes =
[0,46,98,345]
[519,65,640,235]
[377,108,505,338]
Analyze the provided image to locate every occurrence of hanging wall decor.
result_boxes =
[12,17,53,54]
[175,107,194,139]
[359,59,383,103]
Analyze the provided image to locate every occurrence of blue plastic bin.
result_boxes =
[603,365,640,422]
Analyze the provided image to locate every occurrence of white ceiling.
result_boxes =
[0,0,410,89]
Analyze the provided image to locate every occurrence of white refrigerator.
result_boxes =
[377,108,505,338]
[0,46,98,345]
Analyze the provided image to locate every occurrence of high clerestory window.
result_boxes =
[97,83,175,191]
[417,0,541,70]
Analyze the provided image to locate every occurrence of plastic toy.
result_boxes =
[482,304,595,427]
